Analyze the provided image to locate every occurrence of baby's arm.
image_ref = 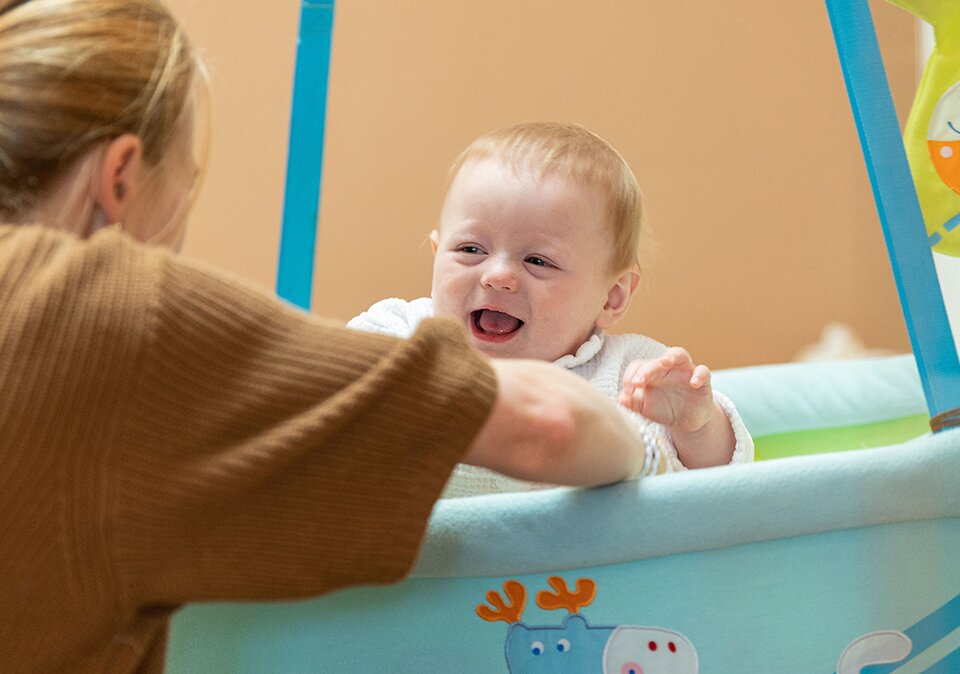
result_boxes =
[618,346,736,469]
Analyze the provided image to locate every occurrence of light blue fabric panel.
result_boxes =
[712,354,925,436]
[276,2,335,310]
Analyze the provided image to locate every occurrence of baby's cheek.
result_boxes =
[929,139,960,195]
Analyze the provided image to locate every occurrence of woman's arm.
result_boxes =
[465,358,647,486]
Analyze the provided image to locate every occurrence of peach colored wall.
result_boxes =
[166,0,916,368]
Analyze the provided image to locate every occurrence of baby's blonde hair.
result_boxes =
[448,122,644,273]
[0,0,202,221]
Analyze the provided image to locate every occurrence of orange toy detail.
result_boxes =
[536,576,597,614]
[476,579,527,624]
[929,140,960,195]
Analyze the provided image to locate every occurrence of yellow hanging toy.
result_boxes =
[887,0,960,255]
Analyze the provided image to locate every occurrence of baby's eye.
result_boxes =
[525,255,555,268]
[457,245,483,254]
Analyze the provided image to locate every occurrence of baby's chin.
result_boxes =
[468,336,560,362]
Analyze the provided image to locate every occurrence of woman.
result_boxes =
[0,1,647,671]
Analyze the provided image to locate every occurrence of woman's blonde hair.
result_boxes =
[0,0,201,221]
[447,122,645,273]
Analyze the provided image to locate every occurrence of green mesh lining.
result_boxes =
[754,413,931,461]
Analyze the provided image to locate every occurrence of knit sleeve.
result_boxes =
[109,254,497,606]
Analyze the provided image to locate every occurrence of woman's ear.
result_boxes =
[595,267,640,330]
[95,134,144,224]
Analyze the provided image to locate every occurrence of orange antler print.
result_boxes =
[536,576,597,614]
[476,580,527,624]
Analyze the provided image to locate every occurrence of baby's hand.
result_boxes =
[618,346,715,435]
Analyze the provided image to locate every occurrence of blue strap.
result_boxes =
[825,0,960,424]
[276,2,335,310]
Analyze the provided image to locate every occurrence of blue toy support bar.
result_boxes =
[825,0,960,429]
[276,1,335,310]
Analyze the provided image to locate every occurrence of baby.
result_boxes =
[349,122,753,496]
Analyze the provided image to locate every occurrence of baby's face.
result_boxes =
[431,157,623,361]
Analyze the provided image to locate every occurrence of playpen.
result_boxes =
[166,0,960,670]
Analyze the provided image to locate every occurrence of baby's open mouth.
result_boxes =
[471,309,524,339]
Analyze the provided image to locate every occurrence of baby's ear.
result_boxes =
[595,267,640,330]
[429,229,439,255]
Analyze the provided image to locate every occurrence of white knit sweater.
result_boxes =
[349,297,754,497]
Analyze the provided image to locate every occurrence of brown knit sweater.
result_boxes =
[0,225,497,673]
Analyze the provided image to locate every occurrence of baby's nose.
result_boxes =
[480,260,519,291]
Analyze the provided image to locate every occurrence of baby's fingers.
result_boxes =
[622,359,645,390]
[618,386,646,414]
[690,364,712,389]
[628,358,673,388]
[660,346,694,369]
[621,358,665,392]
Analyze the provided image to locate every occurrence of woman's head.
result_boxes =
[0,0,204,246]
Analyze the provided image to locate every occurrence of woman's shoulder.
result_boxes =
[0,224,162,304]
